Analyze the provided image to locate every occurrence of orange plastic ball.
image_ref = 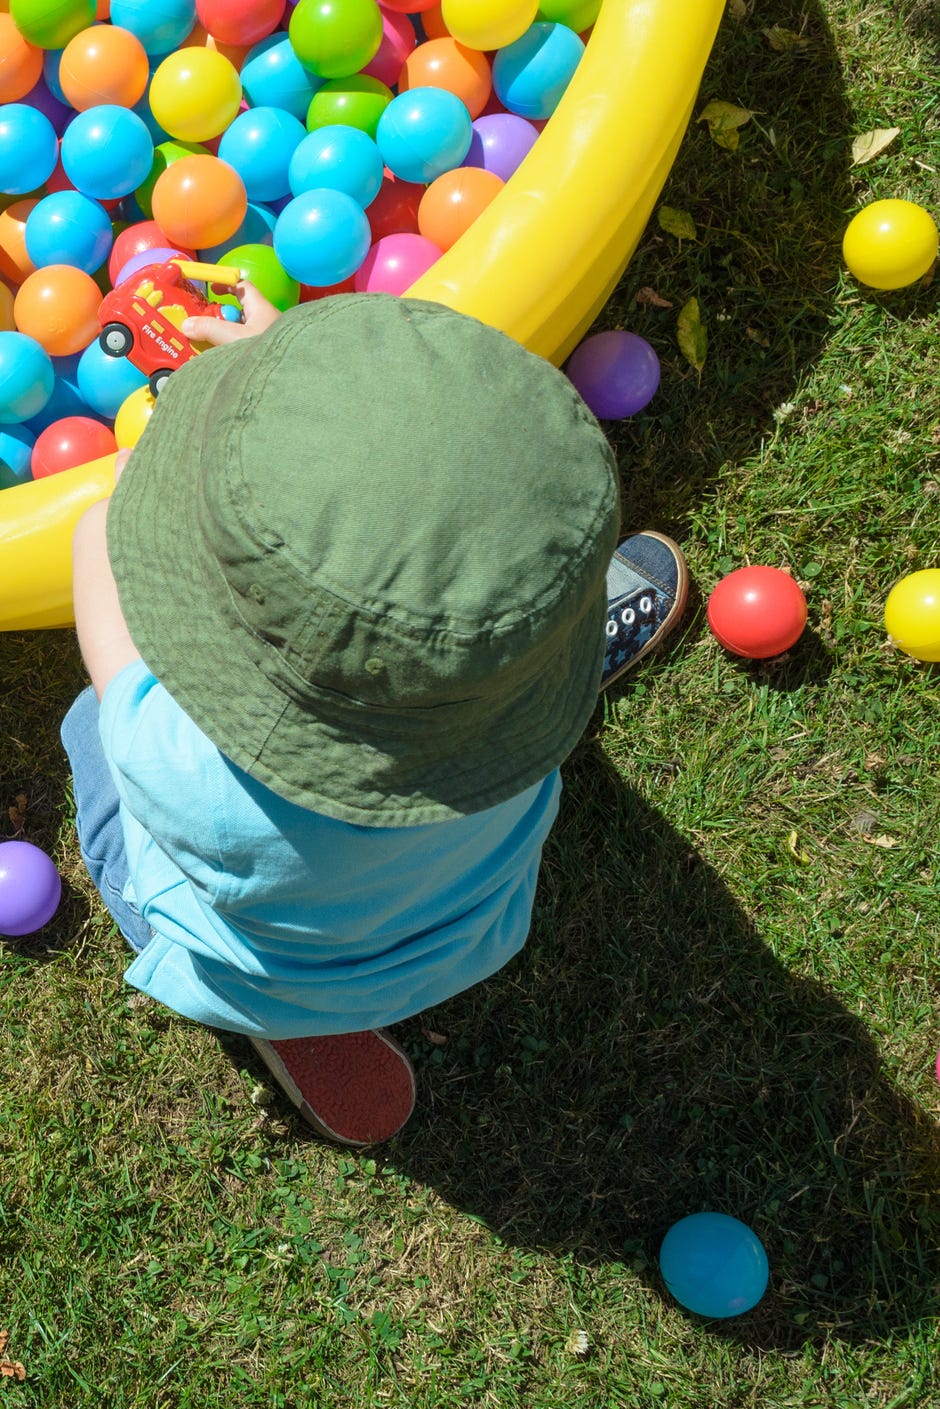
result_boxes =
[419,5,448,38]
[0,279,15,331]
[14,264,102,357]
[59,24,150,110]
[418,166,504,250]
[399,37,492,119]
[0,199,38,285]
[0,14,43,103]
[151,154,248,249]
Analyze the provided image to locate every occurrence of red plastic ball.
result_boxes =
[706,565,807,659]
[195,0,286,47]
[32,416,118,479]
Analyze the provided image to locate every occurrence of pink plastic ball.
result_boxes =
[362,7,415,88]
[354,231,441,295]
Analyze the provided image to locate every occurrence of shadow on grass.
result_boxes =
[383,740,940,1352]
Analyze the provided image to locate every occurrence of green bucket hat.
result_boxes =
[107,294,619,827]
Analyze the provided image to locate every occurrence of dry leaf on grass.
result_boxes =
[850,127,901,166]
[635,286,674,309]
[698,100,753,151]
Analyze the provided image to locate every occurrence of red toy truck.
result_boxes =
[97,258,241,396]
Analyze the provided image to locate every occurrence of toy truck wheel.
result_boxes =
[99,322,133,357]
[149,368,173,396]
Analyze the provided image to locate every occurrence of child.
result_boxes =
[63,289,686,1148]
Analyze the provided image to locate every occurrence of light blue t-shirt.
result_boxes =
[99,660,561,1038]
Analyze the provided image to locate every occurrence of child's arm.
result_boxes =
[182,279,282,347]
[72,451,141,699]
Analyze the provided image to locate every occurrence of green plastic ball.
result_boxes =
[306,75,393,139]
[288,0,383,81]
[10,0,96,50]
[210,243,300,313]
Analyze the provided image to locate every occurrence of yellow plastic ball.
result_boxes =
[148,48,242,143]
[440,0,539,51]
[884,569,940,661]
[842,199,939,291]
[114,384,156,449]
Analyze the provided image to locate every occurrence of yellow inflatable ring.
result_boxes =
[0,0,724,632]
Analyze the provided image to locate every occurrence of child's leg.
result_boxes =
[60,686,151,953]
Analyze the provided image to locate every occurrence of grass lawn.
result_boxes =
[2,1,940,1404]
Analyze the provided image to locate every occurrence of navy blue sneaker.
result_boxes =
[601,532,689,690]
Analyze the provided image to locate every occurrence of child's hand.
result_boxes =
[181,280,282,346]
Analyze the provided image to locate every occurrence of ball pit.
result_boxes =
[0,0,726,630]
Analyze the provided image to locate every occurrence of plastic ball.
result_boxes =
[240,34,322,120]
[288,0,383,80]
[537,0,601,28]
[884,569,940,662]
[0,199,39,285]
[218,105,306,203]
[273,187,371,285]
[9,0,97,50]
[108,220,189,285]
[0,14,44,103]
[14,263,102,356]
[59,23,150,109]
[151,153,247,248]
[289,124,383,207]
[842,199,939,292]
[418,165,503,250]
[113,381,155,447]
[211,241,298,310]
[60,104,154,199]
[31,413,116,476]
[22,348,89,430]
[463,111,538,181]
[22,73,72,133]
[376,86,473,184]
[25,190,112,273]
[362,7,415,90]
[109,0,199,57]
[0,839,62,936]
[659,1213,769,1319]
[366,171,422,240]
[149,47,242,142]
[493,21,584,120]
[198,199,275,259]
[378,0,437,11]
[135,138,209,220]
[440,0,539,51]
[305,74,392,138]
[76,335,147,414]
[195,0,284,48]
[113,244,189,285]
[0,102,58,194]
[565,329,660,418]
[0,422,35,487]
[400,38,492,120]
[354,231,441,295]
[0,330,54,422]
[707,566,808,660]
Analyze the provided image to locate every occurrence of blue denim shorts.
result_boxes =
[61,686,151,954]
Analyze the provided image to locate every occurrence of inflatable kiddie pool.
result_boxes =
[0,0,724,632]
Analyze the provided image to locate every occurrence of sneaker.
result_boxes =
[601,531,689,690]
[250,1029,416,1147]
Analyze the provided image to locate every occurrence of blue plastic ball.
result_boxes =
[376,87,473,185]
[0,333,55,424]
[25,192,113,275]
[24,353,92,434]
[0,423,35,488]
[199,200,278,261]
[0,104,58,196]
[61,106,155,201]
[273,188,371,286]
[110,0,198,56]
[241,34,323,120]
[659,1213,769,1319]
[218,106,307,204]
[77,339,148,419]
[288,124,383,207]
[492,22,585,120]
[43,50,68,107]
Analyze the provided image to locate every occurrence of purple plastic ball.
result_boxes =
[565,329,661,418]
[462,112,539,182]
[0,840,62,936]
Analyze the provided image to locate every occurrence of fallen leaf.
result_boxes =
[861,834,899,849]
[850,127,901,167]
[422,1028,447,1046]
[0,1332,6,1354]
[677,297,707,375]
[657,205,697,241]
[727,0,747,18]
[0,1360,26,1381]
[635,286,673,309]
[7,792,27,832]
[762,24,810,51]
[698,99,753,151]
[786,830,811,864]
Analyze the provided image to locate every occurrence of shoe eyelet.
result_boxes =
[639,595,652,614]
[620,607,635,626]
[606,619,618,637]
